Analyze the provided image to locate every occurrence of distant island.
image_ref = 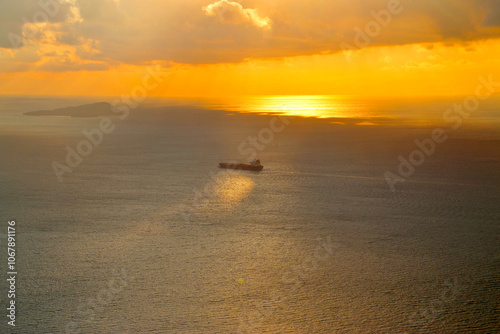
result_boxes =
[24,102,115,118]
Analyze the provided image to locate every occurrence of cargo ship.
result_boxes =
[219,159,264,171]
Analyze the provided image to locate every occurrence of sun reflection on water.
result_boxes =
[204,95,370,119]
[216,175,255,209]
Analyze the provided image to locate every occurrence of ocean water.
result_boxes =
[0,96,499,333]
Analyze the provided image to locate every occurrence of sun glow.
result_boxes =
[2,39,500,99]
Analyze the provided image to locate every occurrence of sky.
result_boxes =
[1,0,500,97]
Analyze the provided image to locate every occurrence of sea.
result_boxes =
[0,95,499,333]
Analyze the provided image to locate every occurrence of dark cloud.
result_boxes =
[76,0,125,24]
[0,0,73,49]
[480,0,500,27]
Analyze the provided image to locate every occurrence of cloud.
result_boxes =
[1,0,500,70]
[77,0,125,24]
[0,0,74,49]
[480,0,500,27]
[203,0,271,29]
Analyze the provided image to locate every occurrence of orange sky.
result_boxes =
[1,0,500,97]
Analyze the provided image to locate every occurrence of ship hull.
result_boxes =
[219,163,263,171]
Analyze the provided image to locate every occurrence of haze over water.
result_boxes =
[0,95,499,333]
